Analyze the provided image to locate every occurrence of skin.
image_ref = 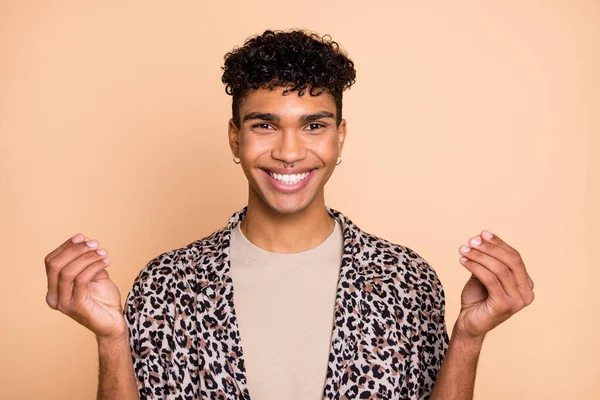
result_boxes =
[227,86,346,253]
[44,234,138,399]
[44,85,535,400]
[455,231,535,341]
[429,231,535,399]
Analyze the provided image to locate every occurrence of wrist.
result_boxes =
[450,328,485,352]
[96,331,129,347]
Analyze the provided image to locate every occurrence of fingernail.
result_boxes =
[470,237,482,246]
[71,233,84,243]
[460,245,471,253]
[85,240,98,248]
[482,230,494,240]
[460,257,468,262]
[96,249,107,256]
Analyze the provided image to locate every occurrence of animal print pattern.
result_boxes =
[124,206,450,399]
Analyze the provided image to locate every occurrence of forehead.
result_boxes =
[239,87,336,118]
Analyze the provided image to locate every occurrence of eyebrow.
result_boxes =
[299,111,335,123]
[242,112,280,123]
[242,111,335,124]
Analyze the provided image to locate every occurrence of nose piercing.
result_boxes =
[284,161,295,168]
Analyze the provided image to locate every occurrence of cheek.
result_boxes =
[239,137,271,159]
[311,136,339,159]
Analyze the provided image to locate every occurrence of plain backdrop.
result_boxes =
[1,1,598,399]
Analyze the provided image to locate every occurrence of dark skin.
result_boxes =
[227,86,346,254]
[44,86,534,400]
[428,230,535,399]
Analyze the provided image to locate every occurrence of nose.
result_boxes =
[273,129,305,163]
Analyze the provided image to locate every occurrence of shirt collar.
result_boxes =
[221,205,381,279]
[192,206,373,397]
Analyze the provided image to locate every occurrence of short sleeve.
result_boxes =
[418,262,451,400]
[123,272,152,399]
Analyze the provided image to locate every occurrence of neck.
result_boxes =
[240,189,335,254]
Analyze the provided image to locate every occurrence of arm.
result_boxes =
[429,229,535,400]
[44,233,143,400]
[428,331,484,400]
[97,334,140,400]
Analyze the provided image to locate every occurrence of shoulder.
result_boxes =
[359,228,445,302]
[330,207,444,297]
[129,226,226,298]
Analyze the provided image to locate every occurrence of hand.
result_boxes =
[454,230,535,341]
[45,233,127,341]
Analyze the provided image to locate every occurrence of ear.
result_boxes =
[337,119,347,155]
[228,119,240,157]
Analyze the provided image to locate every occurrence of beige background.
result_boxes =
[1,1,598,399]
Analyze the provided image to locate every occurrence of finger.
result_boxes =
[480,230,520,257]
[459,245,522,302]
[72,259,111,305]
[55,248,108,311]
[472,234,534,291]
[46,239,101,308]
[459,257,509,307]
[44,233,85,264]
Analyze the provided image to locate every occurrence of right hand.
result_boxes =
[45,233,127,341]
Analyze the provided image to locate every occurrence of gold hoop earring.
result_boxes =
[233,156,241,164]
[336,155,342,165]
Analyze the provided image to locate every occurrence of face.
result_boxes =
[228,86,347,215]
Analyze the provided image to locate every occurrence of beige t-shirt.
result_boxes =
[229,217,343,399]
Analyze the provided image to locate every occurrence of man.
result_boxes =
[44,29,535,400]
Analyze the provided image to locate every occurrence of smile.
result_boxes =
[267,171,312,184]
[260,168,316,193]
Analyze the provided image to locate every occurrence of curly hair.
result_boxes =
[221,29,356,128]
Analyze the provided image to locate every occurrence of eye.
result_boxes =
[252,123,274,130]
[305,123,325,131]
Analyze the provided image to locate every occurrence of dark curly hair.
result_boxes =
[221,29,356,128]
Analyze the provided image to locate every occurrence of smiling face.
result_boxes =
[228,86,347,215]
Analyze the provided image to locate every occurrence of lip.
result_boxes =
[262,167,314,175]
[261,168,315,193]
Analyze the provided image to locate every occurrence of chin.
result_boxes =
[265,197,312,215]
[252,189,316,216]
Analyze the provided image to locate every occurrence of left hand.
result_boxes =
[454,230,535,341]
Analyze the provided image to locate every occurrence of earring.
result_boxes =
[233,156,241,164]
[336,155,342,165]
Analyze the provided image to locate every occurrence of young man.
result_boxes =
[44,30,535,400]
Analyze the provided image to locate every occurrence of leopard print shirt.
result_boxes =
[124,206,450,399]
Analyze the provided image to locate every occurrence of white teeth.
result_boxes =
[269,171,311,184]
